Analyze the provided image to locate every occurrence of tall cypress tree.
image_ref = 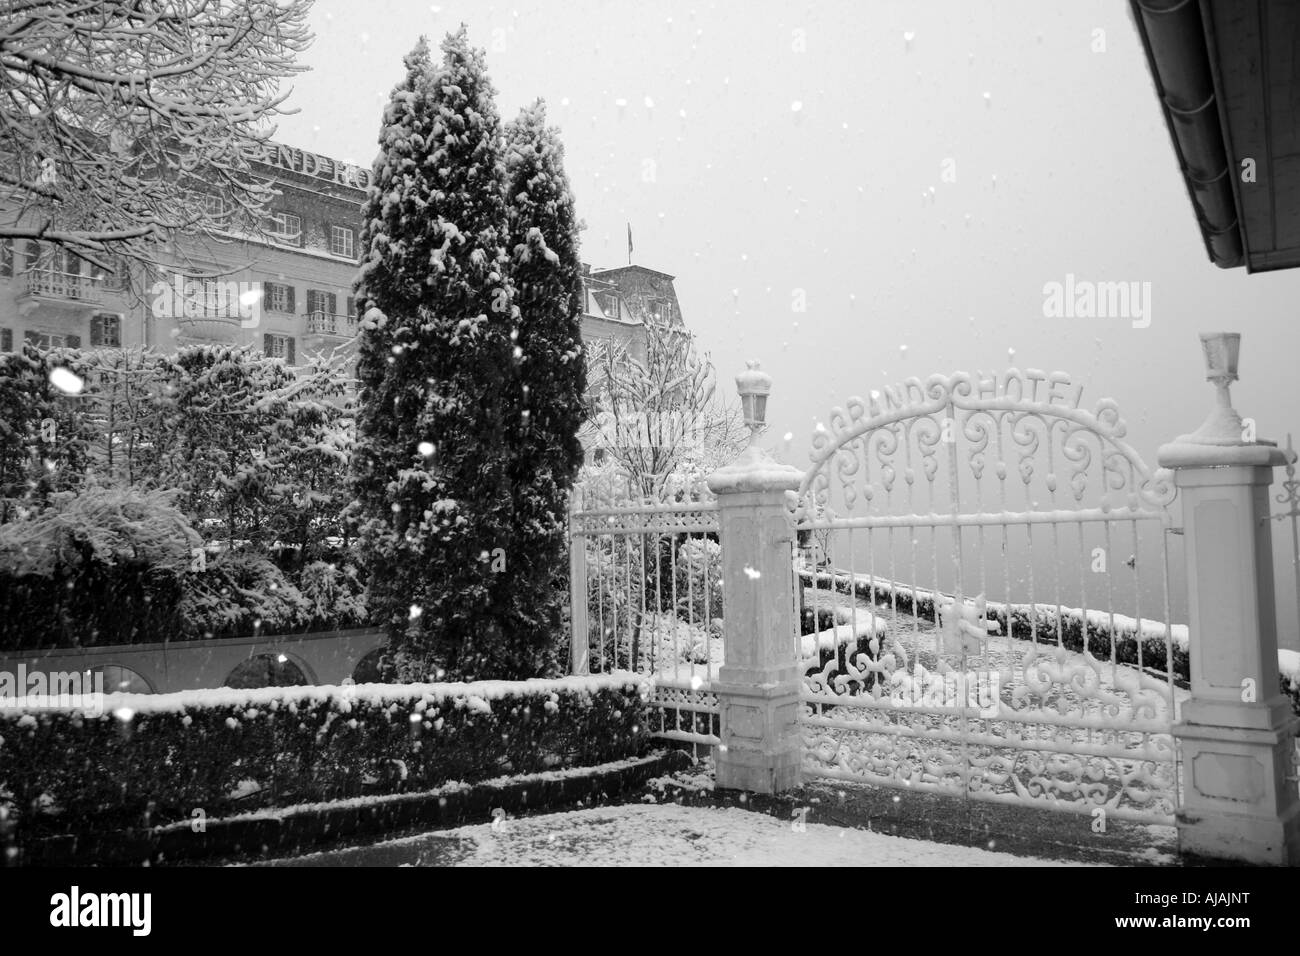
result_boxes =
[351,29,519,680]
[500,101,587,677]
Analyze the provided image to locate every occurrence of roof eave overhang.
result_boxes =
[1131,0,1245,269]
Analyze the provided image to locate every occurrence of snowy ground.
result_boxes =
[259,802,1095,867]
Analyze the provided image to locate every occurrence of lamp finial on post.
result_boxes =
[708,360,801,495]
[735,359,772,448]
[1182,332,1245,445]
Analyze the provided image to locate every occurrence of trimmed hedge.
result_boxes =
[0,675,648,842]
[803,570,1191,686]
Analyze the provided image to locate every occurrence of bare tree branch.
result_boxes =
[582,323,748,499]
[0,0,313,273]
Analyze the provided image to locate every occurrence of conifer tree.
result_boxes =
[351,29,519,679]
[498,100,588,676]
[353,34,591,681]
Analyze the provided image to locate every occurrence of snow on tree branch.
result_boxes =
[583,322,748,498]
[0,0,313,272]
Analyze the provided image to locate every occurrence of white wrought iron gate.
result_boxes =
[568,473,722,747]
[791,370,1185,824]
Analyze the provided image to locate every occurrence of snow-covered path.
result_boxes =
[262,803,1097,867]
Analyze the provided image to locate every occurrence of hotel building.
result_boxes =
[0,142,683,366]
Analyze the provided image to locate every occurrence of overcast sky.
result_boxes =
[276,0,1300,483]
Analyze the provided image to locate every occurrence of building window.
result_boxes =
[1,329,11,352]
[263,333,295,364]
[306,289,337,317]
[204,194,228,220]
[173,276,229,318]
[0,238,11,278]
[92,256,127,292]
[594,291,624,320]
[648,297,675,325]
[24,330,81,349]
[346,296,356,317]
[267,212,302,245]
[264,281,295,313]
[329,225,354,259]
[90,313,121,348]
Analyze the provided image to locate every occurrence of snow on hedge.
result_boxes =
[805,568,1189,651]
[801,616,887,657]
[4,672,650,717]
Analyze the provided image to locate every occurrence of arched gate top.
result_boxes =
[793,368,1175,520]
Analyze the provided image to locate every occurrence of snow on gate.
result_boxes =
[790,369,1186,824]
[568,473,723,748]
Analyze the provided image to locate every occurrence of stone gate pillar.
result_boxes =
[1158,332,1300,865]
[707,362,804,794]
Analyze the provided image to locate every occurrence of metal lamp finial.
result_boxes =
[1184,332,1247,445]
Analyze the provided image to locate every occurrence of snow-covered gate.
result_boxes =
[791,370,1184,824]
[568,475,722,748]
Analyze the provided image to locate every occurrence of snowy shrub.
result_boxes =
[673,537,723,626]
[0,484,198,578]
[297,561,369,630]
[0,344,95,523]
[0,675,648,842]
[639,612,720,672]
[0,485,199,648]
[178,552,311,638]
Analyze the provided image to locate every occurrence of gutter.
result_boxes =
[1130,0,1244,268]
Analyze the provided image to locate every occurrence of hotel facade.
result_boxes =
[0,142,683,366]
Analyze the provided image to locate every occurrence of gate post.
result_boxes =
[568,491,589,675]
[707,362,804,794]
[1158,333,1300,865]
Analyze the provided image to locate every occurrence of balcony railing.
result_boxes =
[23,268,106,305]
[305,310,358,338]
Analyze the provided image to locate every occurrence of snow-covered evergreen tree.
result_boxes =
[0,345,94,524]
[351,30,527,680]
[499,100,587,676]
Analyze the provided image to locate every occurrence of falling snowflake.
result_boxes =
[48,367,83,395]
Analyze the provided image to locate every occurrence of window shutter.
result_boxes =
[346,296,356,317]
[264,333,273,355]
[286,337,296,365]
[25,241,39,269]
[65,334,81,349]
[0,239,11,278]
[326,292,337,314]
[263,280,272,309]
[90,314,103,346]
[1,329,11,351]
[287,285,296,313]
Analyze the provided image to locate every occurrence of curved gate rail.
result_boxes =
[789,369,1185,824]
